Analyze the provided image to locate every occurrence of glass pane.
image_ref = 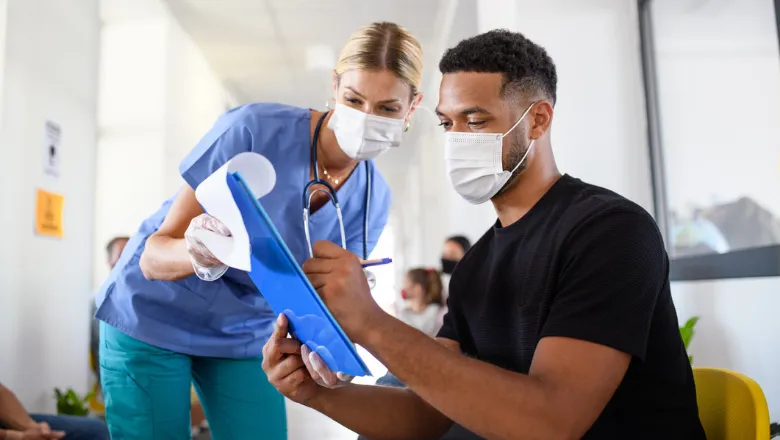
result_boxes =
[651,0,780,258]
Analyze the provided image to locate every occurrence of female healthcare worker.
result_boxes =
[94,21,424,440]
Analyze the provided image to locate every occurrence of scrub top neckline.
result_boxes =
[303,111,362,225]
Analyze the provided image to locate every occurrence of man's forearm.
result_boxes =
[308,383,452,440]
[360,317,560,440]
[0,386,36,430]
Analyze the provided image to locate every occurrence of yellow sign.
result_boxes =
[35,189,64,238]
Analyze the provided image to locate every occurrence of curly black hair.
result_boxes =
[439,29,557,105]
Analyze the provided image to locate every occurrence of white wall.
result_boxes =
[93,2,235,286]
[0,0,7,129]
[388,0,779,421]
[650,0,780,418]
[0,0,100,412]
[409,0,653,254]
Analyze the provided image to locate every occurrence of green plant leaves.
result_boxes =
[679,316,699,350]
[53,387,91,416]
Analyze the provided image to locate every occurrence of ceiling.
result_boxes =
[163,0,454,107]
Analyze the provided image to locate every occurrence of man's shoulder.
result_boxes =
[555,176,658,237]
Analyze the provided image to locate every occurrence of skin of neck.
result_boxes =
[491,134,561,228]
[315,110,358,175]
[410,297,428,313]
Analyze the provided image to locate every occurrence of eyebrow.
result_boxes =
[435,106,492,117]
[345,86,401,105]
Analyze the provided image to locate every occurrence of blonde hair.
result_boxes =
[335,22,423,96]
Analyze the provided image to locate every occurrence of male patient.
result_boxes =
[262,30,705,439]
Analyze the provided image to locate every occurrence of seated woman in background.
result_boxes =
[396,268,444,337]
[374,268,443,388]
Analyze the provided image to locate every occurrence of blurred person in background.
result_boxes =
[440,235,470,277]
[0,382,108,440]
[87,236,129,417]
[373,268,444,389]
[396,268,444,337]
[93,21,424,440]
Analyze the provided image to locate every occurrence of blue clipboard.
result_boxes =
[225,171,371,377]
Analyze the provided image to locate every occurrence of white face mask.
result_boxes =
[327,103,406,160]
[444,103,536,205]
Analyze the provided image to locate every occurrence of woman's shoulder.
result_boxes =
[222,102,310,127]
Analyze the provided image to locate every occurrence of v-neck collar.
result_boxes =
[303,111,363,224]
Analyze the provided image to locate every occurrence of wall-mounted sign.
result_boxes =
[35,188,64,238]
[43,120,61,178]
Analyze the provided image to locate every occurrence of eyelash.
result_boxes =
[345,97,399,113]
[438,121,486,129]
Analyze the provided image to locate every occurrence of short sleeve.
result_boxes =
[540,208,666,360]
[436,296,462,343]
[178,106,256,190]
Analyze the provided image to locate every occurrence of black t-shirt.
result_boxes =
[437,175,705,439]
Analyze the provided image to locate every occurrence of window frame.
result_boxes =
[637,0,780,281]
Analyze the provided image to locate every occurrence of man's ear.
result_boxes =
[530,100,553,140]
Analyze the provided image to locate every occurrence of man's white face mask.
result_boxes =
[444,103,536,204]
[328,103,407,160]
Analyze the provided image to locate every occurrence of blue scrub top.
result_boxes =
[95,103,391,358]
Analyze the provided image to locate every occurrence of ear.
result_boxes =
[406,92,425,124]
[529,100,553,140]
[331,70,340,99]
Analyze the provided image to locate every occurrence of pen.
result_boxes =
[360,258,393,268]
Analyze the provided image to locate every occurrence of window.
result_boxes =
[640,0,780,279]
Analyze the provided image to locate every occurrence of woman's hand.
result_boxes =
[262,314,321,404]
[301,345,354,388]
[184,214,231,281]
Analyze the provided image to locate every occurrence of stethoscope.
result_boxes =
[302,111,377,289]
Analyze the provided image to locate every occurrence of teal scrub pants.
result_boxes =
[99,323,287,440]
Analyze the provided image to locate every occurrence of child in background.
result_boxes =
[396,268,444,337]
[374,268,443,388]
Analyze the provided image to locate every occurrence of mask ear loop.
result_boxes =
[501,101,537,139]
[503,102,539,174]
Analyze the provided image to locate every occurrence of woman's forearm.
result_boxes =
[139,234,194,281]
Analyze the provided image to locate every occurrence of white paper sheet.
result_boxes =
[193,152,277,271]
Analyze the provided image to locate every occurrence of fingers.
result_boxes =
[266,353,306,384]
[199,214,232,237]
[308,350,341,387]
[336,372,354,383]
[279,368,310,398]
[311,240,350,259]
[301,258,335,275]
[306,273,328,290]
[301,345,323,384]
[262,315,300,361]
[273,314,289,339]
